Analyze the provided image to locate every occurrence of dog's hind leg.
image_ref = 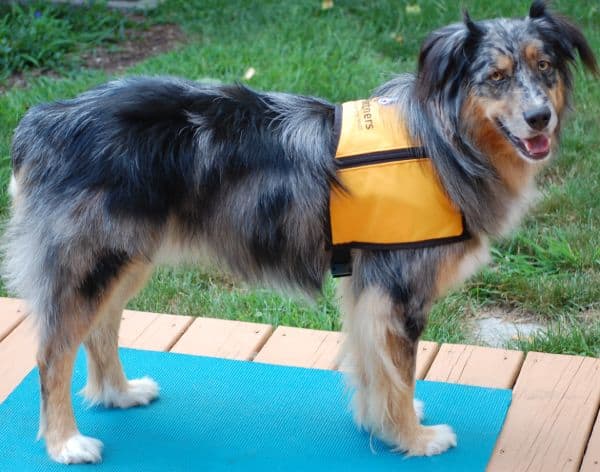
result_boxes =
[36,256,154,464]
[339,278,456,456]
[37,300,105,464]
[81,260,158,408]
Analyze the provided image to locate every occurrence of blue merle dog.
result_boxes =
[3,1,596,464]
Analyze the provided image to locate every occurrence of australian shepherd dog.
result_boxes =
[2,1,596,464]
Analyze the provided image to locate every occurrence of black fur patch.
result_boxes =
[404,315,426,342]
[249,183,292,264]
[79,250,129,299]
[529,0,546,19]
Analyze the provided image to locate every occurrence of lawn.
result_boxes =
[0,0,598,355]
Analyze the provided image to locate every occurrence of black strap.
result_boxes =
[330,246,352,278]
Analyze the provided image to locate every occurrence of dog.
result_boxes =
[2,0,596,464]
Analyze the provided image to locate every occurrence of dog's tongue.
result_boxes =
[523,135,550,157]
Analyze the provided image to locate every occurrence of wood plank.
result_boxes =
[254,326,343,370]
[0,316,37,402]
[488,352,600,472]
[254,327,438,377]
[0,297,27,342]
[170,316,273,360]
[0,309,195,403]
[0,303,184,350]
[118,309,158,346]
[581,411,600,471]
[415,341,439,380]
[425,343,524,389]
[119,310,193,351]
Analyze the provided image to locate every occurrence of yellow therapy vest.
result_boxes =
[329,98,468,276]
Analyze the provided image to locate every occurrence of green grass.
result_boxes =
[0,0,598,354]
[129,267,341,331]
[0,1,142,82]
[508,314,600,357]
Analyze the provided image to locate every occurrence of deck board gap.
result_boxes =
[0,298,29,343]
[248,324,276,361]
[579,404,600,471]
[0,317,25,344]
[506,352,526,389]
[163,317,194,352]
[415,341,440,379]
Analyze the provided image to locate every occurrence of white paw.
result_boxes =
[110,377,159,408]
[413,398,424,421]
[51,434,103,464]
[405,424,457,457]
[424,424,457,456]
[84,376,160,408]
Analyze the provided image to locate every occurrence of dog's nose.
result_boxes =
[523,106,551,131]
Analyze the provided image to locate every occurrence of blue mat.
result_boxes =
[0,348,511,471]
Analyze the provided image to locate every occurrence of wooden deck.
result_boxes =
[0,296,598,471]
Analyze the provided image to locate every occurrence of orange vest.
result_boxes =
[329,98,468,276]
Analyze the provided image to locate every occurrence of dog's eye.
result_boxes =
[538,60,551,72]
[489,71,505,82]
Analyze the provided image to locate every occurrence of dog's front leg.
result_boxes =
[339,279,456,456]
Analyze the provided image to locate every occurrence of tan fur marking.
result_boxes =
[339,281,455,454]
[524,41,543,64]
[39,259,154,457]
[83,260,154,399]
[38,326,88,454]
[548,76,566,117]
[523,40,555,76]
[436,238,490,297]
[340,283,417,443]
[495,55,514,75]
[462,93,537,194]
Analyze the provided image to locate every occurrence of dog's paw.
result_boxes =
[50,434,103,464]
[413,398,424,421]
[83,376,159,408]
[406,424,457,456]
[110,376,159,408]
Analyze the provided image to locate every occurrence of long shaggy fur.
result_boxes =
[2,1,596,464]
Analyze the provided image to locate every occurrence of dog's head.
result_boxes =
[416,0,597,164]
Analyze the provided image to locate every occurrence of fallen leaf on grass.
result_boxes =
[322,0,334,10]
[405,4,421,15]
[389,32,404,44]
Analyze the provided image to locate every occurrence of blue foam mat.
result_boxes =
[0,348,511,471]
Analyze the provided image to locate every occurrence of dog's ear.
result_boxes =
[416,13,484,99]
[462,10,485,56]
[529,0,547,19]
[529,1,598,75]
[463,10,484,37]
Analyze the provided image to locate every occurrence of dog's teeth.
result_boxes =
[523,135,550,155]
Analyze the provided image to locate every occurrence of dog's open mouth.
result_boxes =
[495,120,551,160]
